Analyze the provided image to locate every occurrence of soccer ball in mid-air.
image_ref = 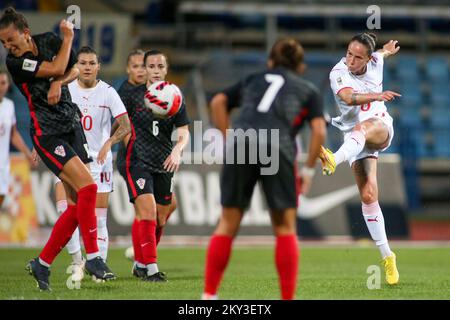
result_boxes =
[144,81,183,119]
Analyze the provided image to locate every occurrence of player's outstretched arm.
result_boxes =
[36,20,75,78]
[376,40,400,59]
[163,125,190,173]
[210,92,230,138]
[97,113,131,164]
[338,87,401,106]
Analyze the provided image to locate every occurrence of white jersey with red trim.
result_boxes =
[68,80,127,165]
[0,97,16,171]
[329,52,387,132]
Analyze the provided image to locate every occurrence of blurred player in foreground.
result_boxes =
[319,33,400,285]
[203,38,327,300]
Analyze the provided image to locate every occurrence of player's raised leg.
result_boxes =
[353,157,399,285]
[319,118,388,175]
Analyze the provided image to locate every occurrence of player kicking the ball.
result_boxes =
[319,33,400,285]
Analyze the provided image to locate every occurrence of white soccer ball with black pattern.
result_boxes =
[144,81,183,119]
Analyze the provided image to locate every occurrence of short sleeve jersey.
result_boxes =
[6,32,80,136]
[68,79,127,160]
[222,67,324,163]
[329,52,386,131]
[117,83,190,173]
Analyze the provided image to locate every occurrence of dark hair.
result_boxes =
[269,38,304,72]
[0,7,29,32]
[350,33,377,56]
[127,49,145,65]
[144,49,168,66]
[76,46,99,62]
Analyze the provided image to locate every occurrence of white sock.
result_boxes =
[202,293,218,300]
[136,262,146,268]
[66,228,81,256]
[362,201,392,259]
[334,130,366,166]
[71,250,83,264]
[96,208,109,262]
[39,258,50,268]
[146,263,159,276]
[86,252,101,260]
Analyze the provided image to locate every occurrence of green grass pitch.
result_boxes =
[0,246,449,300]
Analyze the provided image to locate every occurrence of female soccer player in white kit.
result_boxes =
[319,33,401,285]
[0,70,35,208]
[54,46,131,281]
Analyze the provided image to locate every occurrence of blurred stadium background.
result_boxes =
[1,0,450,247]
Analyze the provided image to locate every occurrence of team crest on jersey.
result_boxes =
[337,77,343,86]
[54,145,66,157]
[136,178,146,190]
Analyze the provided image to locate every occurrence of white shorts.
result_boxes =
[0,168,10,195]
[54,159,114,193]
[343,112,394,166]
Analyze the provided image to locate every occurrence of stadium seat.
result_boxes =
[395,56,421,84]
[425,56,449,84]
[431,128,450,157]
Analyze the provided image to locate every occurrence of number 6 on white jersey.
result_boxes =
[256,74,285,112]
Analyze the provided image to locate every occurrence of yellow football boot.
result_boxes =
[318,146,336,176]
[382,252,399,285]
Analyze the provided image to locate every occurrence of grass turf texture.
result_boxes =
[0,247,449,300]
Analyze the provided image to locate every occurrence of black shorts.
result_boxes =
[32,122,92,177]
[220,146,299,210]
[118,165,174,205]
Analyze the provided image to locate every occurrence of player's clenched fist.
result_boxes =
[59,19,74,39]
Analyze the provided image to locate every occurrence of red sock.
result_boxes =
[275,234,299,300]
[204,235,233,295]
[132,218,144,264]
[139,219,157,265]
[76,184,99,255]
[40,205,78,265]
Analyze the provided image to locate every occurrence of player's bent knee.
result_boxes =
[361,191,377,205]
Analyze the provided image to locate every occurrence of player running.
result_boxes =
[117,50,190,282]
[54,46,131,281]
[0,70,36,208]
[0,7,115,291]
[319,33,400,285]
[203,38,327,300]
